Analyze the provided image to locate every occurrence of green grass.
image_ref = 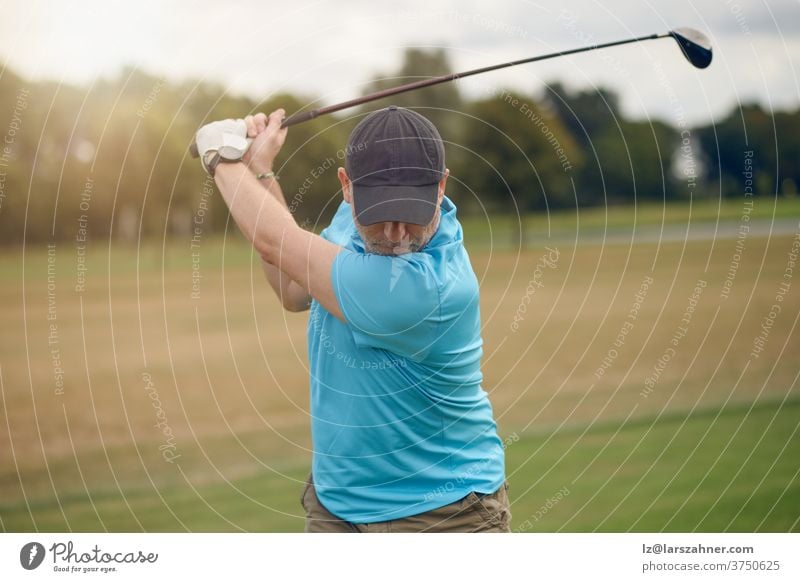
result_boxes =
[2,397,797,532]
[1,200,798,532]
[459,195,800,247]
[507,396,800,532]
[462,194,800,230]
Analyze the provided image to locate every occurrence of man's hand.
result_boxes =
[194,119,250,174]
[243,109,288,174]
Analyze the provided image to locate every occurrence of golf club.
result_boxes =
[189,27,712,157]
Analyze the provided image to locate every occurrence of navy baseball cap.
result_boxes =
[345,106,445,226]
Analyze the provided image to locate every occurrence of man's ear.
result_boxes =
[438,168,450,203]
[338,167,352,204]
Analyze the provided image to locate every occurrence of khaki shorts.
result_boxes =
[300,472,511,533]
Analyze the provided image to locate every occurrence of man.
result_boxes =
[195,106,509,532]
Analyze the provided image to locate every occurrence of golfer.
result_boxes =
[195,106,509,532]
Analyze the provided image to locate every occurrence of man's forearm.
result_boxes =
[212,161,344,320]
[213,162,314,312]
[253,171,312,309]
[213,162,295,259]
[200,110,344,320]
[260,257,311,311]
[253,170,309,296]
[255,169,289,208]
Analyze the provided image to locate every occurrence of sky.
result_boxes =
[1,0,798,127]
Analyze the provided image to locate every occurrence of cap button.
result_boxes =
[388,105,397,111]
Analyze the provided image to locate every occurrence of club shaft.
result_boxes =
[280,32,665,127]
[190,31,669,156]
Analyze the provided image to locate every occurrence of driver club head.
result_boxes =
[669,27,713,69]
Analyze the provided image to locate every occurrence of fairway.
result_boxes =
[1,207,799,532]
[2,398,798,532]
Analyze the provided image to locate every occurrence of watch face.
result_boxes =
[219,134,249,161]
[218,146,244,160]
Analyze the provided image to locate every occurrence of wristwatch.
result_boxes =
[202,149,245,177]
[202,151,223,177]
[202,142,247,177]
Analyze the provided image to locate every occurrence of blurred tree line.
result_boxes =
[0,49,796,245]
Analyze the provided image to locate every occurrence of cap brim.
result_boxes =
[352,183,439,226]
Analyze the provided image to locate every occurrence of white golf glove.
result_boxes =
[195,119,250,176]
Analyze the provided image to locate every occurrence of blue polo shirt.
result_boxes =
[307,196,505,523]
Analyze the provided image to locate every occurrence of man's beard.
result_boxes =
[357,211,440,255]
[362,236,425,255]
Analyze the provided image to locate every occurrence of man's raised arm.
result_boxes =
[195,110,344,320]
[242,112,312,312]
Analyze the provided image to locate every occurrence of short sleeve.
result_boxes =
[319,201,355,245]
[331,250,441,361]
